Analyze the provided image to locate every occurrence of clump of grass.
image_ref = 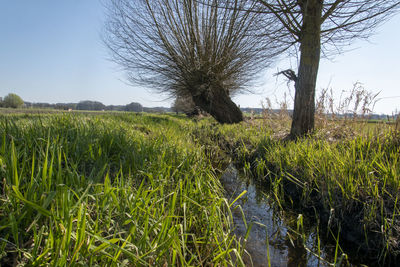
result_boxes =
[314,82,383,141]
[0,113,244,266]
[260,94,292,139]
[247,130,400,263]
[395,113,400,133]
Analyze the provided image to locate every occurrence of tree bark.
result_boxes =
[290,0,323,138]
[191,84,243,124]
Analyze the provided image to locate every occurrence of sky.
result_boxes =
[0,1,399,115]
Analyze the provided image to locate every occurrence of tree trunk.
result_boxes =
[191,84,243,124]
[290,0,323,138]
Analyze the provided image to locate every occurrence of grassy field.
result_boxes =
[0,113,246,266]
[1,110,399,265]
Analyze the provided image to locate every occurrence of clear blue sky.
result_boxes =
[1,1,399,114]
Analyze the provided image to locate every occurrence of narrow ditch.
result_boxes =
[221,164,353,266]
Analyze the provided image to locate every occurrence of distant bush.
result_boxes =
[3,93,24,108]
[76,100,105,111]
[125,102,143,112]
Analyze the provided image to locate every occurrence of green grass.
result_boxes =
[0,113,245,266]
[187,116,400,262]
[212,118,400,261]
[2,110,398,265]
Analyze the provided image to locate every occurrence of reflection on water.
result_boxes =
[221,164,335,267]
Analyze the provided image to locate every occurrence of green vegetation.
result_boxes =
[2,93,24,109]
[251,129,400,242]
[196,117,400,263]
[1,110,399,265]
[0,113,245,266]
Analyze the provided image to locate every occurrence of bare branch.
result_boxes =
[274,69,298,82]
[104,0,278,123]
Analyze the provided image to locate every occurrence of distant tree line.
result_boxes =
[24,100,144,112]
[1,93,146,112]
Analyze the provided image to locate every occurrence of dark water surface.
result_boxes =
[221,164,351,267]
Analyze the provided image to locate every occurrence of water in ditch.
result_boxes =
[221,164,353,267]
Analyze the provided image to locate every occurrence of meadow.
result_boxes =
[1,111,399,266]
[0,113,246,266]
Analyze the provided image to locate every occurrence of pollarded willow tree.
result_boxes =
[252,0,400,137]
[105,0,277,123]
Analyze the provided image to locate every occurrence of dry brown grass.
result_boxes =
[259,82,392,141]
